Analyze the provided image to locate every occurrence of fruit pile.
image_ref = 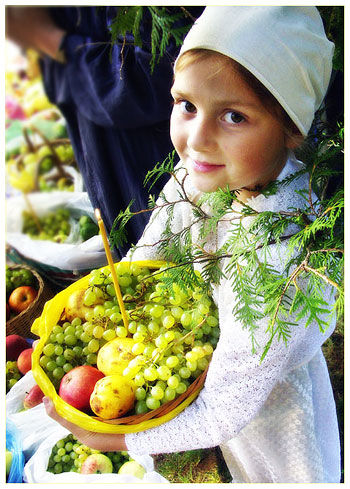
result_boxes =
[7,138,77,194]
[22,209,99,243]
[6,57,55,121]
[6,334,45,406]
[6,266,38,321]
[47,433,145,476]
[6,265,36,296]
[6,51,79,194]
[6,361,23,393]
[6,334,33,392]
[38,263,219,420]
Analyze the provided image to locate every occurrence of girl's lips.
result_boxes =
[192,160,225,173]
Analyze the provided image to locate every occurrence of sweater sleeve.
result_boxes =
[124,261,336,454]
[123,164,336,454]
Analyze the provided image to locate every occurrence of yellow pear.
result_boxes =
[90,374,136,419]
[65,289,99,321]
[97,337,136,376]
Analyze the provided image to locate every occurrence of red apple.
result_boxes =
[6,334,30,361]
[8,286,37,314]
[23,384,45,409]
[17,347,33,375]
[58,366,104,412]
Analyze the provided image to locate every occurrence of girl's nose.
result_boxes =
[187,117,215,152]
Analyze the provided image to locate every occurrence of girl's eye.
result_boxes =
[179,100,196,114]
[223,111,245,124]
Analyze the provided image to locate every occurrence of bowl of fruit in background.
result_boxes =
[6,264,55,339]
[31,261,220,433]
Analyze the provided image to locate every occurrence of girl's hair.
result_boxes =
[175,49,304,147]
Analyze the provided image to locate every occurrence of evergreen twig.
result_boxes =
[110,120,343,358]
[108,7,343,360]
[108,6,193,73]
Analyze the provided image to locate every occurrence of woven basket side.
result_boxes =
[6,265,54,339]
[93,367,208,426]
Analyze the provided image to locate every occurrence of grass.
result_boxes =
[153,447,232,483]
[153,324,344,483]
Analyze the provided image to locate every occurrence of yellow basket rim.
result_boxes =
[31,260,206,433]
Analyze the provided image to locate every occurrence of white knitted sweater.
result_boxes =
[124,153,340,483]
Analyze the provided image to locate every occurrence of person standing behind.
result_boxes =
[6,6,203,257]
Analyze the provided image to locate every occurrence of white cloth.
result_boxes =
[124,154,340,483]
[176,6,334,136]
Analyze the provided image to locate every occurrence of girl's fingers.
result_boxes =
[42,396,127,451]
[43,396,79,432]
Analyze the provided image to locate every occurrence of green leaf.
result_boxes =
[108,7,193,72]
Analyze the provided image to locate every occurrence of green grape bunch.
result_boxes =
[39,263,220,415]
[6,361,23,392]
[47,433,133,474]
[6,266,36,299]
[22,209,99,243]
[22,208,71,243]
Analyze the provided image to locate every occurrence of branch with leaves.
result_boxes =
[108,6,194,73]
[110,123,344,358]
[106,6,343,358]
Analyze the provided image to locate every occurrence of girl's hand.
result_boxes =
[43,396,128,452]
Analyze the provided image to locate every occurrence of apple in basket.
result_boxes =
[8,285,37,314]
[58,365,105,412]
[6,335,31,361]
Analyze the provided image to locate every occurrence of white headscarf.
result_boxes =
[175,6,334,136]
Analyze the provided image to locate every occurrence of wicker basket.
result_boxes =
[31,260,211,433]
[93,366,208,426]
[6,265,55,339]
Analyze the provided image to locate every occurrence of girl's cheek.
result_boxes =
[170,116,183,148]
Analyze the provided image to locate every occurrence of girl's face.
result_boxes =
[170,54,294,200]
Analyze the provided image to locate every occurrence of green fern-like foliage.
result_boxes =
[108,6,343,359]
[109,6,143,47]
[110,122,343,358]
[108,6,193,72]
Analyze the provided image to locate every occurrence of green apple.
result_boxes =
[118,460,146,479]
[6,449,13,477]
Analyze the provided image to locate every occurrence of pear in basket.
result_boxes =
[97,337,136,376]
[90,374,136,419]
[65,289,102,321]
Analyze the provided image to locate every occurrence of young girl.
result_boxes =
[44,6,340,483]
